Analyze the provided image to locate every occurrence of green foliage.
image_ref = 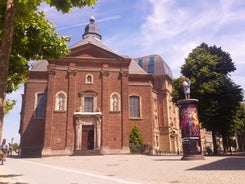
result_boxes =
[4,99,16,115]
[129,126,143,145]
[47,0,96,13]
[232,102,245,133]
[129,126,144,153]
[172,77,185,102]
[12,143,19,152]
[9,142,19,153]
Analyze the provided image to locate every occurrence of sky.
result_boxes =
[2,0,245,144]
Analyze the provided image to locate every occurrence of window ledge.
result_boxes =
[129,117,143,120]
[109,111,121,114]
[74,112,102,116]
[54,110,66,113]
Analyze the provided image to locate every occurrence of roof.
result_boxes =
[30,58,149,76]
[129,59,148,75]
[30,60,48,71]
[134,54,173,79]
[69,35,118,56]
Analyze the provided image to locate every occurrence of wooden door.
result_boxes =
[82,130,89,150]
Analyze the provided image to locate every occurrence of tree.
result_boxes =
[172,43,243,155]
[231,101,245,146]
[0,0,96,140]
[232,102,245,151]
[129,126,144,153]
[232,102,245,133]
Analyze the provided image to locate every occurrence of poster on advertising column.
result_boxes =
[180,103,201,155]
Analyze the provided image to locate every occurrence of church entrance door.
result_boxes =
[82,125,94,150]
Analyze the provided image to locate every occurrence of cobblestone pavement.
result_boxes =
[1,153,245,184]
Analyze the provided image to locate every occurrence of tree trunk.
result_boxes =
[212,131,218,155]
[221,133,228,153]
[0,0,17,141]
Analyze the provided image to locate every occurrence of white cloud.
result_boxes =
[141,0,190,45]
[138,0,245,91]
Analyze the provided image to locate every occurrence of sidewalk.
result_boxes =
[1,153,245,184]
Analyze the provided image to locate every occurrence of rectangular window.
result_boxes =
[84,97,93,112]
[148,56,154,74]
[137,59,143,68]
[36,93,47,118]
[130,96,140,118]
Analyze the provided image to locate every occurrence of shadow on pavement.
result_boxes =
[0,174,28,184]
[188,156,245,170]
[0,174,23,178]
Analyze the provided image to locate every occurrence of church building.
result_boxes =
[19,14,180,157]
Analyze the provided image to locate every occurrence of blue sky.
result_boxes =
[3,0,245,143]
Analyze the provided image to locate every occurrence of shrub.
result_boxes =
[129,126,144,153]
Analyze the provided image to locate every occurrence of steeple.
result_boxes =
[82,7,102,40]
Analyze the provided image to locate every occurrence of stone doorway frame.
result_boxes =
[74,112,102,151]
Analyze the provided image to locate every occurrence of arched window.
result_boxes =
[85,74,93,84]
[55,91,67,111]
[110,93,120,112]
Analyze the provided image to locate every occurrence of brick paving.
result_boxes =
[1,153,245,184]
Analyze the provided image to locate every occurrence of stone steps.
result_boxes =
[72,150,102,156]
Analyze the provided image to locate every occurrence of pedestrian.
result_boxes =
[182,77,191,99]
[1,138,9,156]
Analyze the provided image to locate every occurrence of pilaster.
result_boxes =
[120,70,129,149]
[100,68,109,147]
[43,67,56,149]
[66,65,77,149]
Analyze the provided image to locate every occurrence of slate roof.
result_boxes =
[129,59,148,75]
[31,60,48,71]
[30,57,149,75]
[69,36,117,56]
[134,54,173,79]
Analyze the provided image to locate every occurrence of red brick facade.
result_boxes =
[19,18,180,157]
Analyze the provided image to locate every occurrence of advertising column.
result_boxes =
[177,99,204,160]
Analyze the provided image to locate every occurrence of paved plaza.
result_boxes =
[1,153,245,184]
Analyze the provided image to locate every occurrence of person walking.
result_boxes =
[1,138,9,163]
